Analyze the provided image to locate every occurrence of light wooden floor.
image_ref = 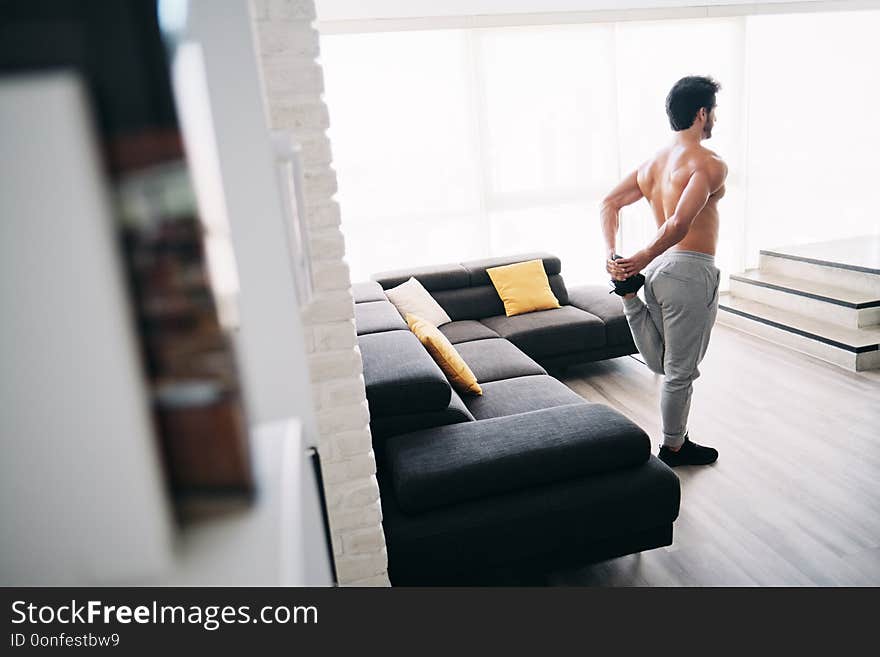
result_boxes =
[550,323,880,586]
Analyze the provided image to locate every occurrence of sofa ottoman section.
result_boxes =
[386,403,651,514]
[380,456,680,584]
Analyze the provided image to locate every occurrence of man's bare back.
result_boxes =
[601,138,727,280]
[636,144,726,256]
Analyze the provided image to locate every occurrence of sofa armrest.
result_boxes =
[352,280,387,303]
[386,402,650,514]
[567,284,621,319]
[359,330,452,416]
[567,284,636,348]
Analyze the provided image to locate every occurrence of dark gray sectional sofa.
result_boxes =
[353,253,680,584]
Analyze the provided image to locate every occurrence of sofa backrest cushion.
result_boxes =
[355,300,408,335]
[373,263,469,292]
[358,330,452,416]
[432,285,505,321]
[429,276,569,321]
[548,274,569,306]
[369,253,568,317]
[463,252,562,287]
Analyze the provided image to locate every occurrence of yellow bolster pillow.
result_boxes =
[405,314,482,396]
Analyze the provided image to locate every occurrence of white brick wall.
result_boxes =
[250,0,390,586]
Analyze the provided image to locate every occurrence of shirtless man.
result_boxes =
[601,76,727,467]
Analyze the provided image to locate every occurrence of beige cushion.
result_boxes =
[385,277,452,327]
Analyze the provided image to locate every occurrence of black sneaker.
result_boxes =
[609,273,645,296]
[658,435,718,467]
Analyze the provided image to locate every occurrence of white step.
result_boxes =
[729,269,880,329]
[759,237,880,298]
[717,293,880,372]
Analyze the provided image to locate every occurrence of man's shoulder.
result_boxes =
[697,145,726,166]
[695,147,728,181]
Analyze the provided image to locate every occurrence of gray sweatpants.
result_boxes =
[622,250,721,448]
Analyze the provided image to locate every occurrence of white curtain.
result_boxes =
[321,10,880,285]
[743,10,880,266]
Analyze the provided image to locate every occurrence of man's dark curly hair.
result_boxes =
[665,76,721,131]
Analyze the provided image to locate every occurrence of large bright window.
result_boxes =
[321,10,880,284]
[743,11,880,265]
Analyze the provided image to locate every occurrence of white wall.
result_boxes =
[0,75,174,585]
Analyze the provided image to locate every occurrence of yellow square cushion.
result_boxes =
[486,259,561,317]
[405,314,482,396]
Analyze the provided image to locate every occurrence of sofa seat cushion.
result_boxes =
[355,300,407,335]
[464,375,583,420]
[567,284,635,347]
[437,320,500,344]
[480,305,605,359]
[352,280,386,304]
[454,339,546,384]
[359,330,451,416]
[386,403,651,513]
